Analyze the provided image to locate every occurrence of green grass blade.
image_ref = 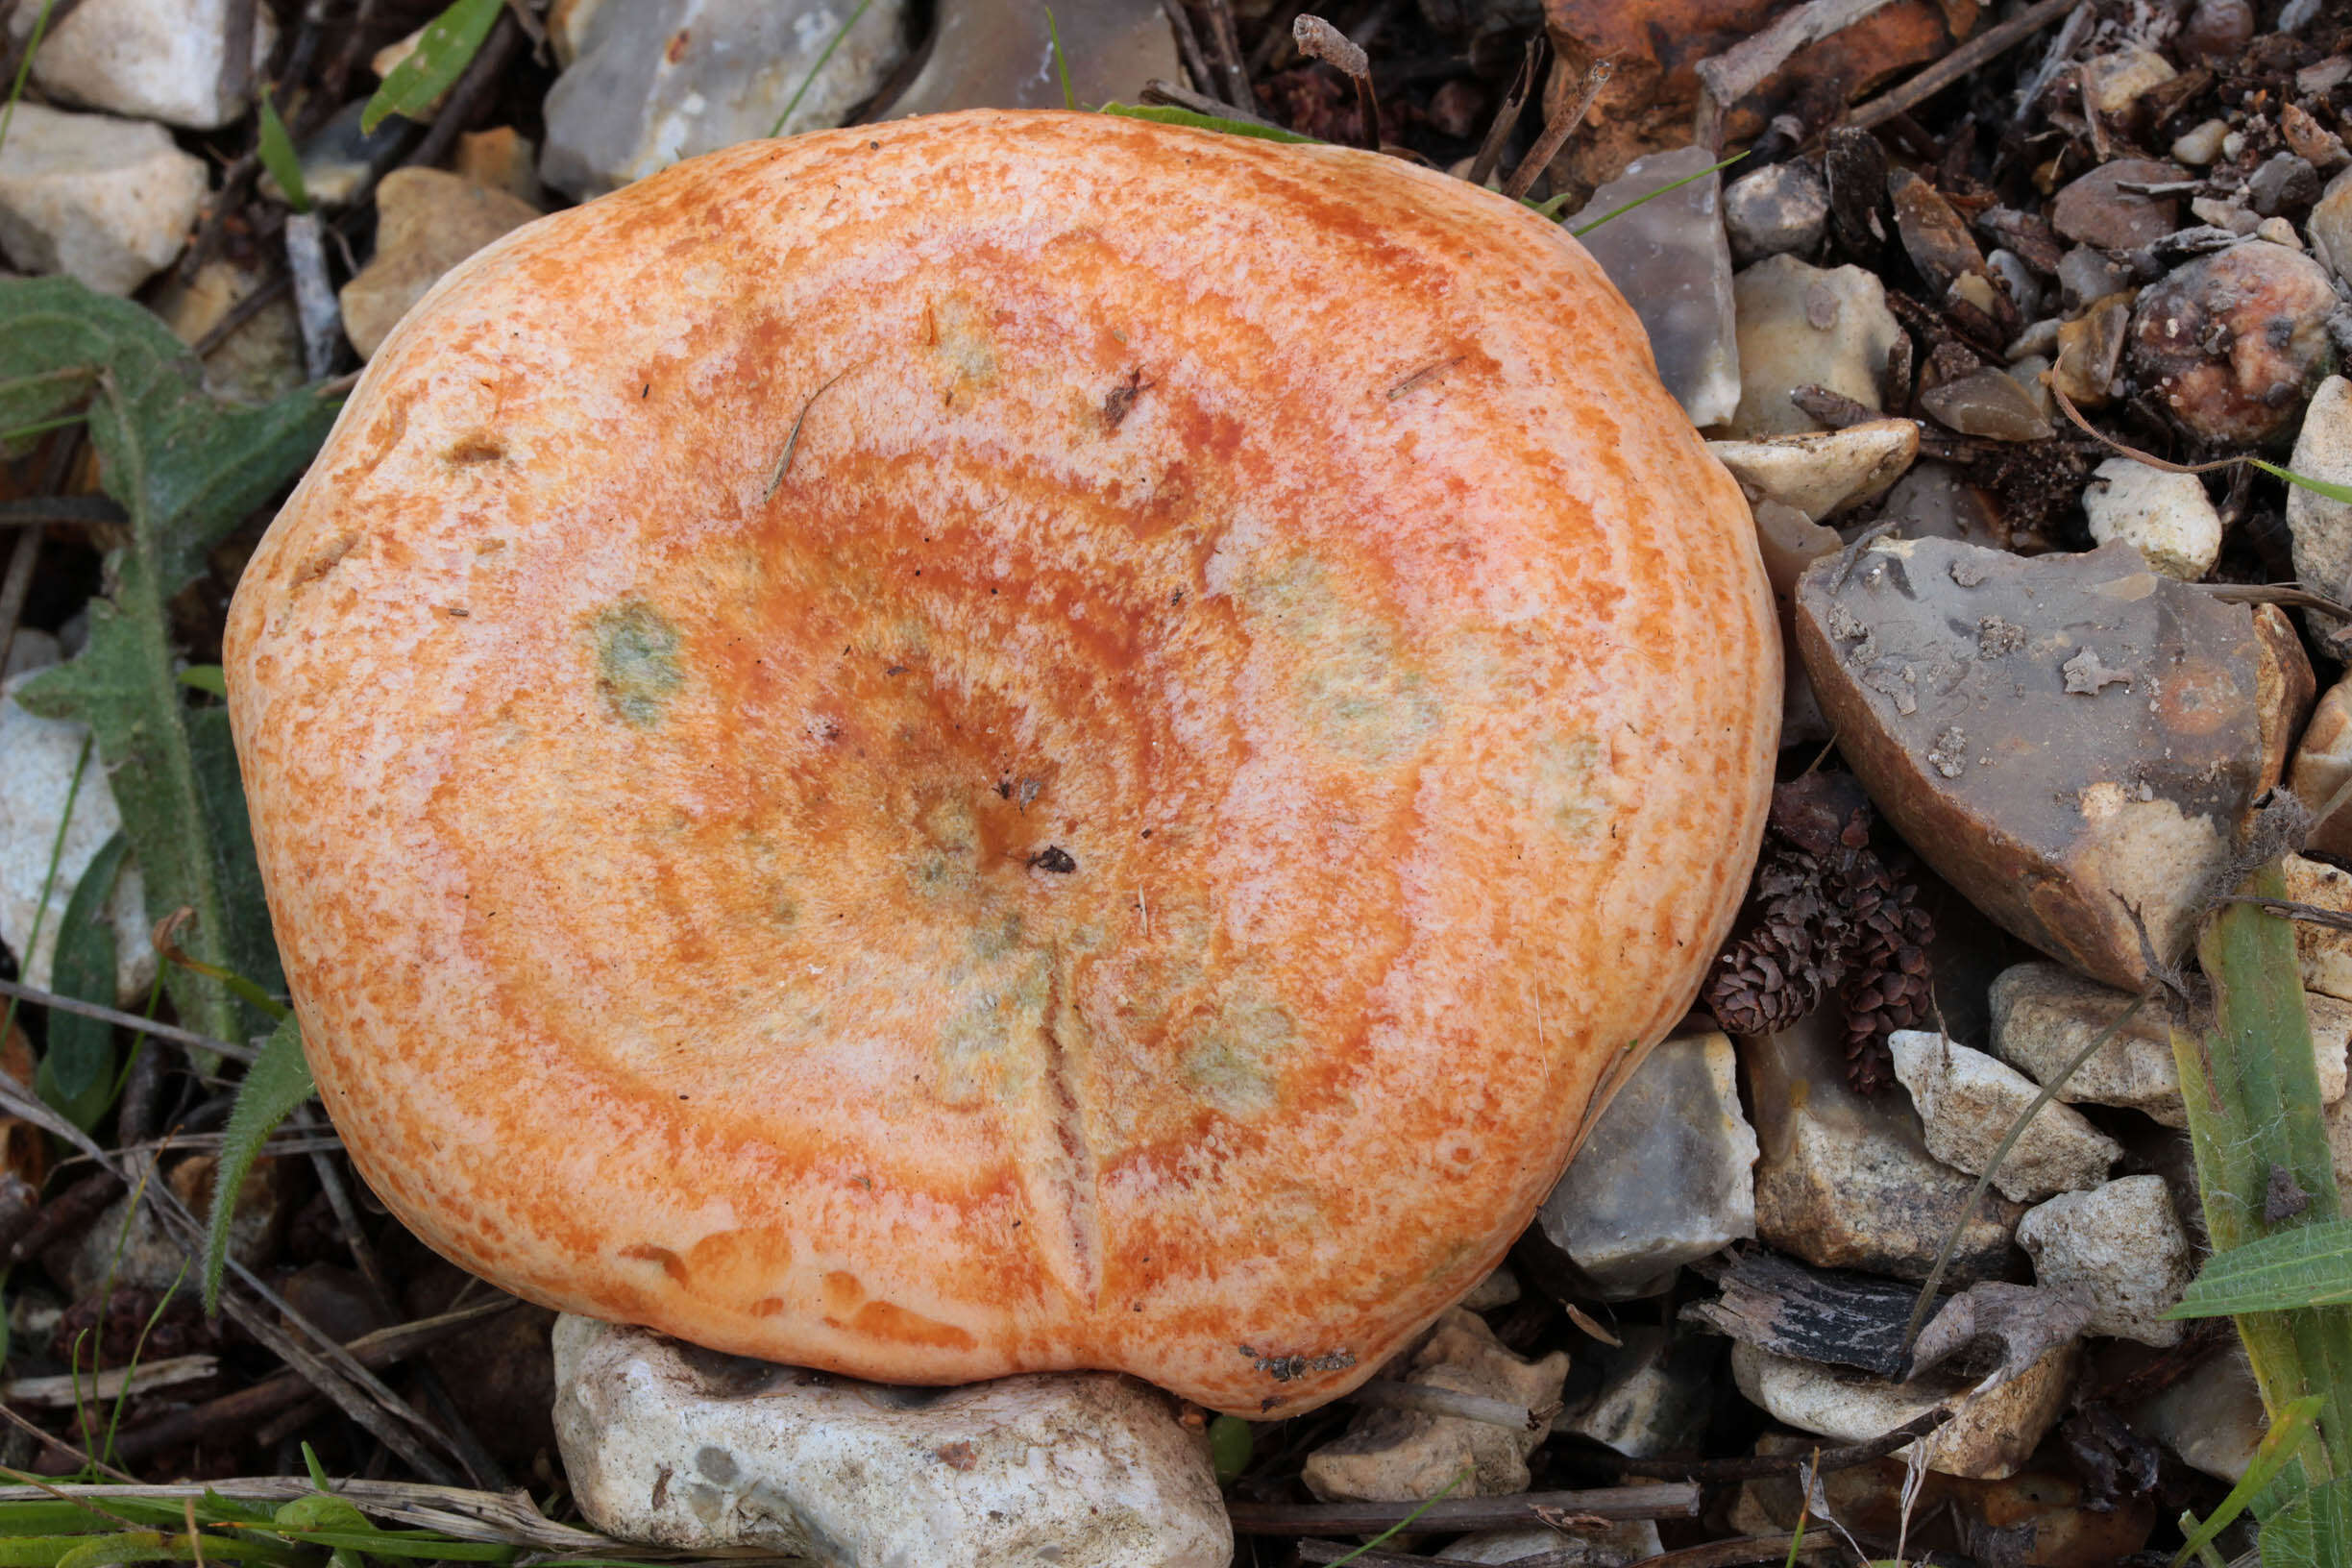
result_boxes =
[361,0,501,135]
[175,667,226,698]
[1323,1468,1468,1565]
[1568,152,1749,238]
[764,0,876,138]
[2255,460,2352,507]
[0,0,59,160]
[255,93,306,215]
[1099,104,1318,143]
[202,1017,314,1311]
[2175,1395,2321,1565]
[1044,5,1074,111]
[2175,1220,2352,1317]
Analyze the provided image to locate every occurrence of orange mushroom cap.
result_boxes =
[224,110,1777,1417]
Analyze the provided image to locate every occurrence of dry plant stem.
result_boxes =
[0,1079,464,1482]
[1297,1545,1624,1567]
[0,979,257,1064]
[1346,1378,1539,1431]
[1849,0,2083,132]
[1582,1409,1951,1482]
[95,1299,518,1467]
[1139,78,1287,130]
[2197,583,2352,623]
[0,1168,124,1267]
[1225,1482,1700,1533]
[1292,16,1378,149]
[1467,40,1541,189]
[1899,995,2152,1356]
[0,1399,135,1482]
[293,1101,509,1490]
[1501,60,1611,202]
[5,1354,217,1409]
[1626,1538,1845,1568]
[1694,0,1898,147]
[283,214,338,382]
[0,497,125,528]
[1196,0,1250,112]
[190,264,292,360]
[2012,0,2094,125]
[0,523,38,674]
[1160,0,1217,102]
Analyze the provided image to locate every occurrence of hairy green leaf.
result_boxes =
[2176,1220,2352,1318]
[2176,866,2352,1496]
[362,0,501,135]
[1099,103,1319,143]
[42,831,130,1119]
[2258,1474,2352,1566]
[0,277,336,1053]
[256,93,307,215]
[203,1016,314,1311]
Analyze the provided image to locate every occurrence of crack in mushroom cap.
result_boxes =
[223,110,1778,1417]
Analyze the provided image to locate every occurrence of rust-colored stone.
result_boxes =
[1542,0,1976,193]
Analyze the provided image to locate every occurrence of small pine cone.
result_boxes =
[1834,852,1936,1093]
[1704,846,1848,1036]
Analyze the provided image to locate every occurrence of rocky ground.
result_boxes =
[5,0,2352,1564]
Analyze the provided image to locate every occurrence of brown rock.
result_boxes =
[1890,169,1989,306]
[2255,603,2316,791]
[2051,292,2134,408]
[1796,538,2276,990]
[2290,674,2352,856]
[337,167,541,358]
[1542,0,1974,193]
[2127,240,2340,447]
[2048,159,2185,252]
[453,127,544,207]
[2282,855,2352,1006]
[1300,1308,1569,1501]
[1744,1013,2024,1286]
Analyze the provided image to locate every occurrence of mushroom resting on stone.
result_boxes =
[221,110,1777,1419]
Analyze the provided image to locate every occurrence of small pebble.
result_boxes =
[1919,366,2053,442]
[2078,45,2174,117]
[2055,246,2135,314]
[2311,168,2352,283]
[2049,159,2186,252]
[2017,1177,2193,1346]
[1723,159,1829,266]
[1728,255,1903,437]
[2082,457,2222,579]
[2250,153,2322,218]
[1890,1031,2120,1202]
[2180,0,2255,65]
[2128,241,2340,446]
[2171,118,2229,167]
[1985,248,2042,319]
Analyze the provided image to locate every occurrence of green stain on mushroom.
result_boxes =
[1242,556,1440,763]
[1183,990,1296,1118]
[590,598,683,727]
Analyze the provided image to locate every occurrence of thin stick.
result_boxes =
[0,523,39,674]
[1226,1482,1701,1533]
[1346,1379,1541,1431]
[1501,59,1612,202]
[1161,0,1218,102]
[0,497,125,529]
[1198,0,1251,111]
[1849,0,2084,132]
[0,979,257,1064]
[1695,0,1898,147]
[96,1299,517,1466]
[1467,37,1541,188]
[1624,1538,1844,1568]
